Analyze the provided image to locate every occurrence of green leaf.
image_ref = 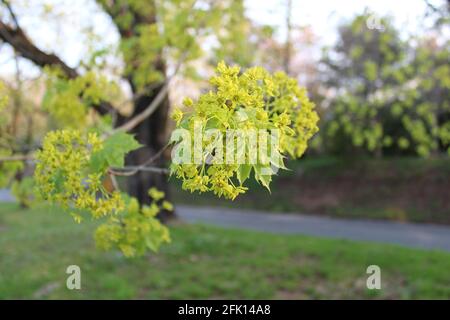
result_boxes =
[237,164,252,185]
[90,132,142,171]
[89,152,107,172]
[253,164,272,192]
[270,149,287,170]
[258,174,272,192]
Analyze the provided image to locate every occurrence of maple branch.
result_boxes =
[0,154,33,162]
[0,154,169,175]
[109,166,169,176]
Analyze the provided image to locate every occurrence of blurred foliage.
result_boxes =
[0,81,7,111]
[42,68,121,128]
[96,0,261,91]
[318,12,450,157]
[11,176,35,208]
[0,81,23,190]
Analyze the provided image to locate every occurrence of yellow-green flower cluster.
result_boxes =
[34,130,124,219]
[170,62,319,199]
[35,130,171,257]
[95,188,172,257]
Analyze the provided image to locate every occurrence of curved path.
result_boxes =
[1,189,449,252]
[177,205,450,252]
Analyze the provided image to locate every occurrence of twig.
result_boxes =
[109,166,169,176]
[115,80,167,111]
[113,82,170,134]
[0,12,114,114]
[1,0,19,28]
[424,0,439,13]
[139,142,171,167]
[112,55,187,134]
[108,172,120,190]
[0,154,33,162]
[108,142,172,177]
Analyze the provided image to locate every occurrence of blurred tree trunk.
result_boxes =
[105,0,174,221]
[118,80,173,221]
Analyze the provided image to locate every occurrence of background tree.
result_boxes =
[320,13,407,156]
[319,9,450,157]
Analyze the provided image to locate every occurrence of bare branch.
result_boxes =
[0,19,78,78]
[108,171,120,190]
[113,81,170,133]
[0,154,33,162]
[112,53,187,134]
[0,17,113,115]
[106,141,171,177]
[0,154,169,175]
[1,0,19,27]
[109,166,169,176]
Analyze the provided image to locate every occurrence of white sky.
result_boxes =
[246,0,430,44]
[0,0,441,77]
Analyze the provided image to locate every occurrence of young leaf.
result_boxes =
[90,132,142,171]
[253,164,273,192]
[237,164,252,185]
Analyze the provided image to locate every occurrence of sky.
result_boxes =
[246,0,430,45]
[0,0,440,77]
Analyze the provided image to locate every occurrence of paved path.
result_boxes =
[1,189,449,252]
[0,189,14,202]
[177,205,450,252]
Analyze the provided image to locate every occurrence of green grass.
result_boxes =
[0,202,449,299]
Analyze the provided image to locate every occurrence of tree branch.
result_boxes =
[109,166,169,176]
[0,154,169,175]
[113,80,170,133]
[112,49,188,134]
[0,21,78,78]
[0,9,113,115]
[107,142,171,177]
[0,154,33,162]
[1,0,19,28]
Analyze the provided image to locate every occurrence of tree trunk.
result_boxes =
[101,0,176,221]
[119,80,175,222]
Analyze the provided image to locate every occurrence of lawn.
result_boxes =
[0,202,449,299]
